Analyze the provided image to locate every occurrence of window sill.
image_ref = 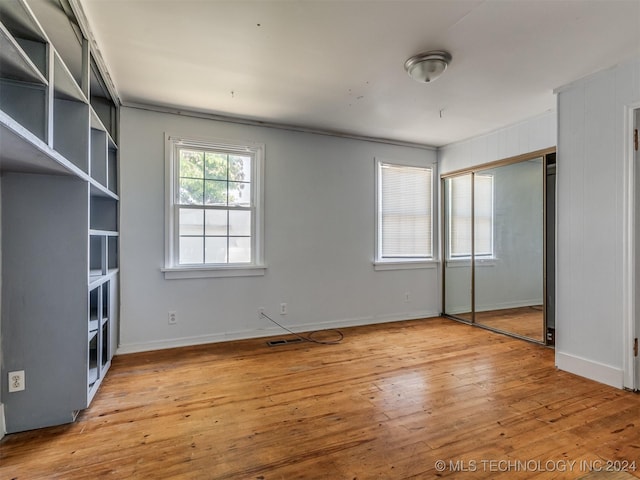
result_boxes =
[445,258,498,268]
[162,265,267,280]
[373,260,438,271]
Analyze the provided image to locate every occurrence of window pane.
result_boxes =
[229,237,251,263]
[229,155,251,182]
[205,237,227,263]
[380,164,432,258]
[205,209,227,235]
[205,152,227,180]
[228,182,250,207]
[171,139,260,268]
[204,179,227,205]
[229,210,251,236]
[180,150,204,179]
[179,237,203,264]
[179,208,204,235]
[179,178,204,205]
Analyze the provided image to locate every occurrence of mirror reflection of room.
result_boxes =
[474,159,544,341]
[444,174,473,322]
[443,155,547,343]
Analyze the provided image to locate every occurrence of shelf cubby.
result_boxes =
[12,35,46,77]
[53,52,85,102]
[52,96,89,172]
[0,78,47,141]
[0,22,47,84]
[108,236,119,270]
[88,279,110,392]
[102,282,109,319]
[27,0,84,89]
[90,127,108,186]
[90,55,117,142]
[89,234,106,277]
[0,0,48,77]
[101,321,109,367]
[89,286,99,332]
[0,3,48,143]
[52,52,89,173]
[88,335,98,388]
[108,146,118,194]
[90,196,118,232]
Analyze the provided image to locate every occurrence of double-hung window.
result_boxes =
[448,174,494,259]
[164,135,265,278]
[376,161,434,265]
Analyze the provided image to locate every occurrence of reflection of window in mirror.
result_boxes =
[448,174,494,259]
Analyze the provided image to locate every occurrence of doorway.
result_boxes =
[442,149,556,344]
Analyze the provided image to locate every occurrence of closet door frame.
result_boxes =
[440,147,556,345]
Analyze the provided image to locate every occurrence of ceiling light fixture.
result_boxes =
[404,50,452,83]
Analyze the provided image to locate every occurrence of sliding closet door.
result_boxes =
[443,174,473,321]
[473,159,545,341]
[442,153,550,343]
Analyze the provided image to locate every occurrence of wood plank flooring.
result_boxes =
[1,317,639,479]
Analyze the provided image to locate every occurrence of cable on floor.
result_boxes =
[261,312,344,345]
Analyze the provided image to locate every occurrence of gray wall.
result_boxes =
[556,57,640,388]
[119,107,440,353]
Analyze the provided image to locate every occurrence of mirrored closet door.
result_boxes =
[442,150,554,344]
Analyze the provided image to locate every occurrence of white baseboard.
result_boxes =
[117,310,440,355]
[555,351,624,389]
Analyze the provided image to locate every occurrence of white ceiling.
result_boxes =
[80,0,640,147]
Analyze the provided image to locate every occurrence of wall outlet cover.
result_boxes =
[8,370,25,392]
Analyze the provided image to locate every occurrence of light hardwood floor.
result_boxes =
[1,317,638,479]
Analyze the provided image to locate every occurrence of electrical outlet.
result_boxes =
[8,370,25,393]
[168,311,177,325]
[280,303,287,315]
[404,292,411,302]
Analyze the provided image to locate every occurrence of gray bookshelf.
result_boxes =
[0,0,119,432]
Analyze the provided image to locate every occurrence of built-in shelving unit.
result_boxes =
[0,0,119,433]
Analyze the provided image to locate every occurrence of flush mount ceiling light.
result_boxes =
[404,50,452,83]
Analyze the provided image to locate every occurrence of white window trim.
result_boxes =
[374,158,437,270]
[163,133,266,280]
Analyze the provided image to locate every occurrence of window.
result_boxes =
[376,161,433,262]
[448,174,493,259]
[164,135,264,278]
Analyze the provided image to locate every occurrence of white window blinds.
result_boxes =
[379,163,433,259]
